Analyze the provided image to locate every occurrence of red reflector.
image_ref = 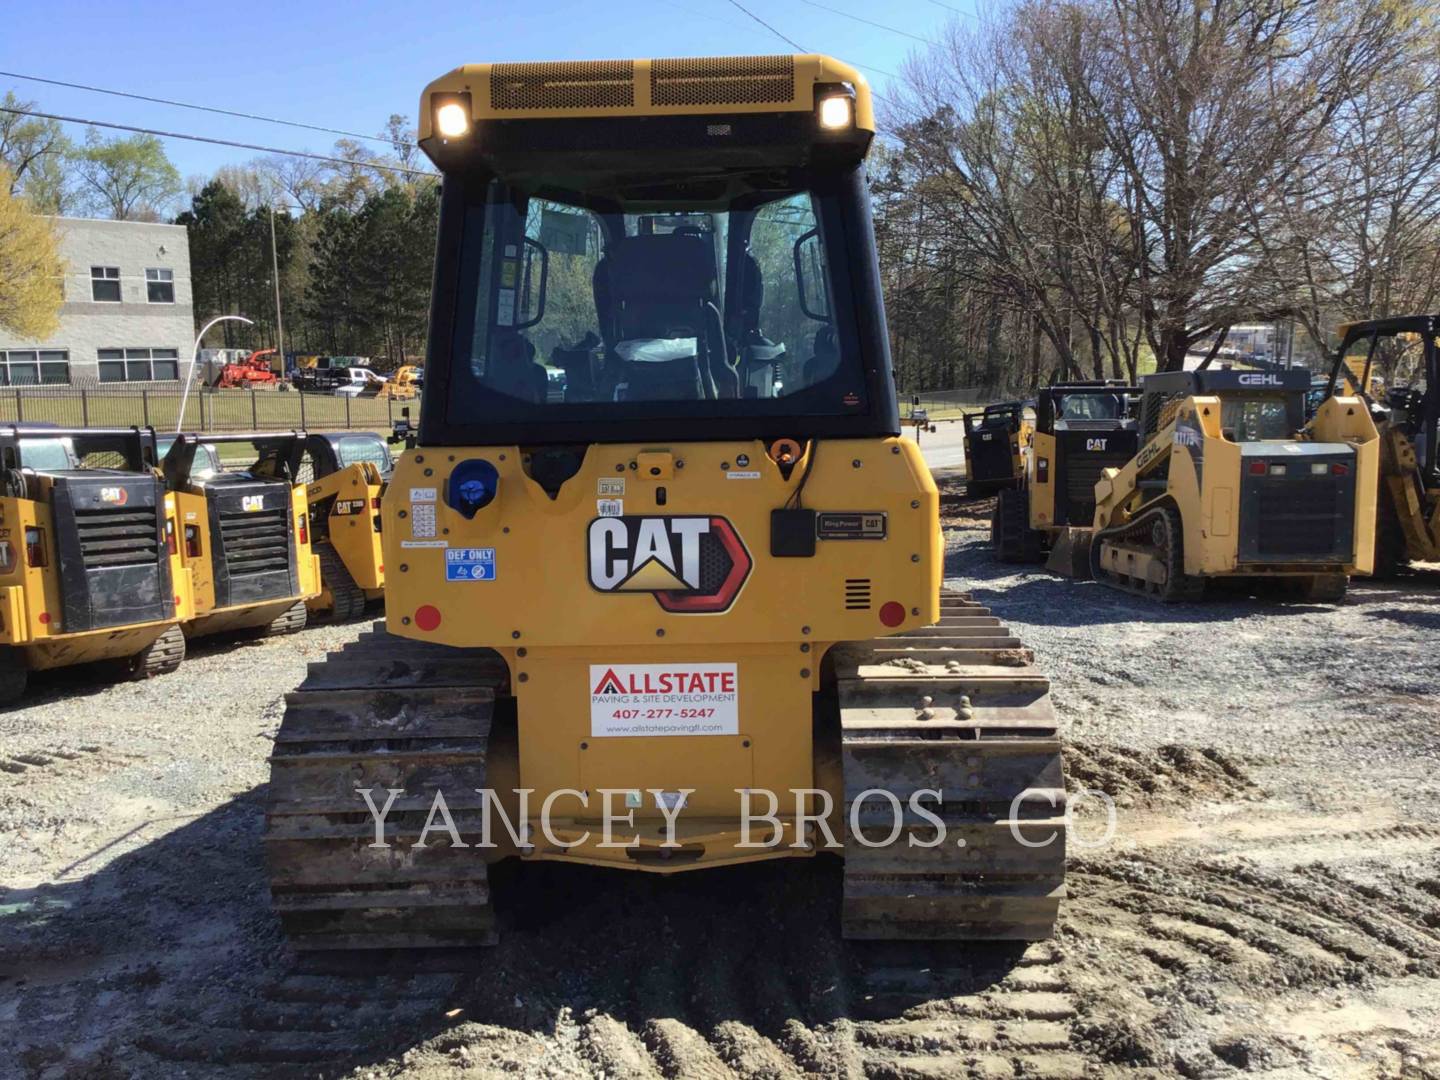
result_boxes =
[378,564,384,573]
[1248,461,1267,475]
[1331,462,1349,476]
[879,601,906,628]
[38,612,51,625]
[371,497,382,509]
[298,516,309,545]
[415,605,442,631]
[174,595,182,608]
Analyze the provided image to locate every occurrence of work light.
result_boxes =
[818,95,853,130]
[436,101,471,138]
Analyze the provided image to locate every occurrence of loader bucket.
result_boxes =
[1045,527,1094,579]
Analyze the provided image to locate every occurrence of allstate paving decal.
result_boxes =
[589,662,739,736]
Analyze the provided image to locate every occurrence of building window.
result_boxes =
[91,266,121,303]
[146,268,175,304]
[0,350,71,386]
[98,348,181,382]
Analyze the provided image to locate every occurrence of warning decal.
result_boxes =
[589,663,739,737]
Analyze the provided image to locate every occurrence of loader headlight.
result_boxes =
[447,459,499,518]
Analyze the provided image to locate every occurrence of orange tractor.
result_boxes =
[215,349,281,390]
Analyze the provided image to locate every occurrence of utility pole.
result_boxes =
[269,204,285,365]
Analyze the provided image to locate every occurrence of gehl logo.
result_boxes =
[1086,438,1109,451]
[588,516,752,613]
[1238,373,1284,387]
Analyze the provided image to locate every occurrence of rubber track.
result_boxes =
[316,543,368,622]
[264,623,507,949]
[130,624,186,680]
[835,588,1066,940]
[1091,502,1202,603]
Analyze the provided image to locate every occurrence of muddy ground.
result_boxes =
[2,477,1438,1079]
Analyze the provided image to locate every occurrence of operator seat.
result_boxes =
[593,233,736,400]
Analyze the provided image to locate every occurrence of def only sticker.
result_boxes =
[446,547,496,581]
[590,663,739,737]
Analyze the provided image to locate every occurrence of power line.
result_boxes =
[923,0,979,18]
[664,1,898,78]
[725,0,807,51]
[721,0,901,102]
[794,0,938,44]
[0,105,437,178]
[0,70,394,147]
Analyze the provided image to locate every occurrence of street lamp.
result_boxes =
[178,315,253,433]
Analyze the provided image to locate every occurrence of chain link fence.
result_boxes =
[0,387,417,434]
[901,388,987,419]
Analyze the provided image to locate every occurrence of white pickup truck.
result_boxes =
[332,367,388,397]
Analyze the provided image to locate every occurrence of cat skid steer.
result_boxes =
[163,432,319,639]
[0,426,186,702]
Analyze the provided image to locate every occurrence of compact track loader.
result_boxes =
[162,432,319,639]
[991,381,1139,573]
[302,432,391,621]
[1325,316,1439,575]
[264,54,1065,949]
[0,426,186,702]
[963,401,1032,495]
[1089,369,1380,601]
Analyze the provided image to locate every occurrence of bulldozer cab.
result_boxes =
[162,432,317,627]
[416,58,897,449]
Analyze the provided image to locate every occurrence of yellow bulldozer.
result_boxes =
[1325,317,1439,575]
[1089,368,1380,601]
[263,54,1066,949]
[0,426,188,702]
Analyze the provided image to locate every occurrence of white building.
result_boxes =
[0,216,196,387]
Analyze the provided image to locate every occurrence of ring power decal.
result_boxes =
[590,663,739,736]
[587,516,751,613]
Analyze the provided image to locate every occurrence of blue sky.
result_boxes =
[1,0,975,188]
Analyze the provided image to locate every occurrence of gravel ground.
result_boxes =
[1,478,1438,1079]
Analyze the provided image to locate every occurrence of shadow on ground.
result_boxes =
[0,785,1028,1077]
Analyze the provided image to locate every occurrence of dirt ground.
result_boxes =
[2,477,1439,1079]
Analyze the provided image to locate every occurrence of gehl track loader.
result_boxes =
[963,401,1032,496]
[264,54,1066,949]
[0,426,186,703]
[1326,316,1439,575]
[992,381,1139,572]
[162,432,319,639]
[1089,368,1379,601]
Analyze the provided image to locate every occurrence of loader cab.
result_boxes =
[1028,382,1140,529]
[162,432,319,637]
[156,435,223,480]
[301,432,388,621]
[0,426,185,701]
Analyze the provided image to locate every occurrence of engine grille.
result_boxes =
[73,507,160,569]
[217,505,291,576]
[651,55,794,106]
[1063,450,1133,523]
[844,578,872,610]
[491,61,635,110]
[1253,477,1346,557]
